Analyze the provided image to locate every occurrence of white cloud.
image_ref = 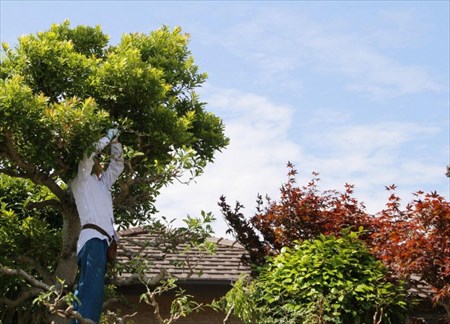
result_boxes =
[156,87,302,237]
[297,121,445,212]
[156,92,446,236]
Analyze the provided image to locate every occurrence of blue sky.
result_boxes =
[2,1,449,237]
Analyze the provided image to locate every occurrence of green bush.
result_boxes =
[218,230,407,323]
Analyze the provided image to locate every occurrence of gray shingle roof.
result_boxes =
[117,227,251,284]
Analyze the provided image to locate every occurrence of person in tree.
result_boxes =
[70,128,124,323]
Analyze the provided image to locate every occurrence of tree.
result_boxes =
[216,231,407,323]
[219,162,370,266]
[369,187,450,317]
[0,21,228,321]
[220,163,450,320]
[0,175,61,323]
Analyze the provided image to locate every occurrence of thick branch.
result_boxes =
[114,170,131,205]
[53,195,80,286]
[2,133,65,198]
[0,263,51,291]
[0,168,29,179]
[26,199,61,211]
[148,290,165,324]
[0,287,43,308]
[57,306,95,324]
[15,255,54,285]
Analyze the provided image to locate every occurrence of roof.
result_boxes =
[116,227,251,285]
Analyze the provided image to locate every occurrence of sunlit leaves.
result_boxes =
[0,175,61,318]
[1,20,228,225]
[218,231,406,323]
[0,20,230,321]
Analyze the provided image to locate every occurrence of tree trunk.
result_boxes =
[54,194,80,288]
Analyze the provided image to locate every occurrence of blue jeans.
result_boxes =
[71,238,108,324]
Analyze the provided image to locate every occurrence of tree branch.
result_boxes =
[26,199,61,211]
[15,255,54,285]
[222,304,235,324]
[149,291,166,324]
[58,306,96,324]
[0,287,43,308]
[2,132,65,198]
[118,237,154,259]
[0,263,51,291]
[103,309,138,324]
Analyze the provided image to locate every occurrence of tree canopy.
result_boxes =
[1,20,229,227]
[369,187,450,315]
[0,21,229,322]
[219,162,370,266]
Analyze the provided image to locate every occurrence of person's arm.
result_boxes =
[102,138,125,189]
[75,136,110,182]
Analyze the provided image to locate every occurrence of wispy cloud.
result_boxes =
[213,7,444,98]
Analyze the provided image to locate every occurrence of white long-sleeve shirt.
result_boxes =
[70,137,124,255]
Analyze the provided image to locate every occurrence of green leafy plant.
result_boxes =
[218,230,407,323]
[140,278,203,324]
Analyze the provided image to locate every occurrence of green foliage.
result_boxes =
[140,278,203,323]
[221,164,449,319]
[0,175,61,264]
[211,275,257,323]
[32,278,77,316]
[219,231,407,323]
[1,20,229,226]
[0,175,61,323]
[0,20,228,321]
[114,210,217,280]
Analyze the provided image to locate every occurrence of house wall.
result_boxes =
[407,299,448,324]
[109,283,242,324]
[109,284,449,323]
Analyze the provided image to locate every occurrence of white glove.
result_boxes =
[106,128,119,141]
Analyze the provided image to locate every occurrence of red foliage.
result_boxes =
[251,162,370,251]
[369,188,450,308]
[219,163,450,314]
[220,162,371,264]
